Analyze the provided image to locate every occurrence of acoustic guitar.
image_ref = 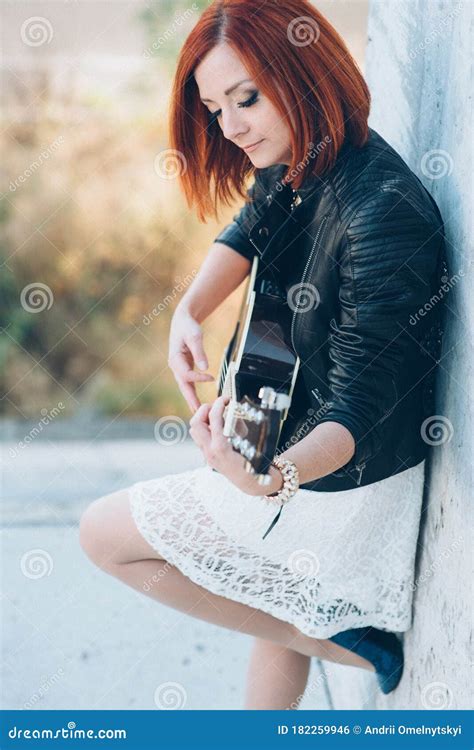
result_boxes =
[217,255,300,487]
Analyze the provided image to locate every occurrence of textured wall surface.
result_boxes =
[325,0,472,710]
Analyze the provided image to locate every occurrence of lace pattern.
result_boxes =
[128,460,425,639]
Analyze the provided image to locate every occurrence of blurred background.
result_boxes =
[2,0,470,713]
[0,0,368,425]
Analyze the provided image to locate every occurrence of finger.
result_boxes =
[169,352,214,384]
[168,350,194,380]
[186,332,209,371]
[208,396,230,444]
[177,379,201,413]
[189,402,212,426]
[189,419,211,448]
[185,371,215,383]
[209,394,230,415]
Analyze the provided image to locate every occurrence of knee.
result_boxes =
[79,497,116,570]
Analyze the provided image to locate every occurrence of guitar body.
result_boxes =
[217,256,300,479]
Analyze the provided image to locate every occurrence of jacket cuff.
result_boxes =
[213,224,256,261]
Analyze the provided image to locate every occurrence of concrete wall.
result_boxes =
[326,0,472,709]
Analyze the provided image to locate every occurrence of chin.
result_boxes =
[248,152,276,167]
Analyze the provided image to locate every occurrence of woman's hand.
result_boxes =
[168,307,215,414]
[189,395,277,495]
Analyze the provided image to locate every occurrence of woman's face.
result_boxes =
[194,43,293,167]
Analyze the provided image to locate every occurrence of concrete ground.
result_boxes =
[1,434,376,710]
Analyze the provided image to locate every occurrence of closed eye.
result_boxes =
[206,90,259,132]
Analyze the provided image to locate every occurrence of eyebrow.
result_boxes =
[200,78,254,104]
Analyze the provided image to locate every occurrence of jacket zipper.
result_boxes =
[311,386,326,408]
[354,461,366,485]
[290,216,328,353]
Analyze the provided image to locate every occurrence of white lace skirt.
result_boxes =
[128,460,425,640]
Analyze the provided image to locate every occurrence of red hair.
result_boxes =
[169,0,370,222]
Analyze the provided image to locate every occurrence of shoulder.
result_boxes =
[330,128,443,232]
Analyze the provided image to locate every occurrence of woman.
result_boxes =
[80,0,446,708]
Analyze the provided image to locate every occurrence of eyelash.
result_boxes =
[206,91,259,130]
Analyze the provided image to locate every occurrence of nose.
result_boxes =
[221,108,249,144]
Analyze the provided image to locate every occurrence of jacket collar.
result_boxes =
[264,129,365,204]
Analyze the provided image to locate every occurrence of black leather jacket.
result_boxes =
[214,128,448,491]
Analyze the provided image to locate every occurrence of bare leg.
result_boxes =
[83,551,375,669]
[80,489,375,709]
[244,639,311,709]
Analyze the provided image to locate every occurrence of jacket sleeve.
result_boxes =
[317,187,443,470]
[213,171,269,261]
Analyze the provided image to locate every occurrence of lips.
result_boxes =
[242,139,264,152]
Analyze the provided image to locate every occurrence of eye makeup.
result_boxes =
[205,90,259,132]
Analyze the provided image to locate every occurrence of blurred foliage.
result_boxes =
[0,54,241,420]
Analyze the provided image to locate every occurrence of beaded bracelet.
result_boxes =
[261,456,300,540]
